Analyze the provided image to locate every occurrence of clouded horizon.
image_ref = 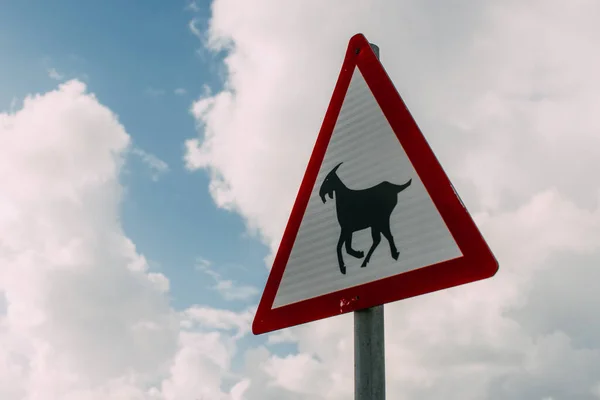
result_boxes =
[2,0,600,399]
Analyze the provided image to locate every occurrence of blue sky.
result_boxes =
[0,1,270,312]
[2,1,599,398]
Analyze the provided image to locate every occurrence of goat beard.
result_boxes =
[321,192,334,203]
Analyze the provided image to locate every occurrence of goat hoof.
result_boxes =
[392,251,399,260]
[360,262,368,268]
[339,265,346,274]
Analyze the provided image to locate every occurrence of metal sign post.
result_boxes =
[354,42,385,400]
[355,305,385,399]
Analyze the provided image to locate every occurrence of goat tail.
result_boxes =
[393,178,412,193]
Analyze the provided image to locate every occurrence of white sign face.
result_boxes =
[272,67,463,309]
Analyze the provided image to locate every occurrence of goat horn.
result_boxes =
[331,162,343,174]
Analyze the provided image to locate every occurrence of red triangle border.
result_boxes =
[252,33,498,335]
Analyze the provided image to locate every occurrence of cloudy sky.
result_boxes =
[1,0,600,399]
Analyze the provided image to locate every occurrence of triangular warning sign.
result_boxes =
[252,33,498,335]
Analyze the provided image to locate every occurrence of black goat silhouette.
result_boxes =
[319,162,412,275]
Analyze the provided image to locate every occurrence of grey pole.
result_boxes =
[354,305,385,399]
[354,42,385,400]
[369,43,380,59]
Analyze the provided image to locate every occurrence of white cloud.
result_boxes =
[8,97,19,113]
[174,88,187,95]
[215,279,259,301]
[48,67,64,81]
[230,378,251,400]
[159,331,235,400]
[189,18,203,40]
[185,0,600,398]
[131,147,170,181]
[185,1,201,12]
[183,305,254,339]
[196,258,259,302]
[0,80,250,399]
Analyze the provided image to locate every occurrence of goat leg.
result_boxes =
[381,225,400,260]
[336,233,346,274]
[344,232,364,259]
[361,229,381,268]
